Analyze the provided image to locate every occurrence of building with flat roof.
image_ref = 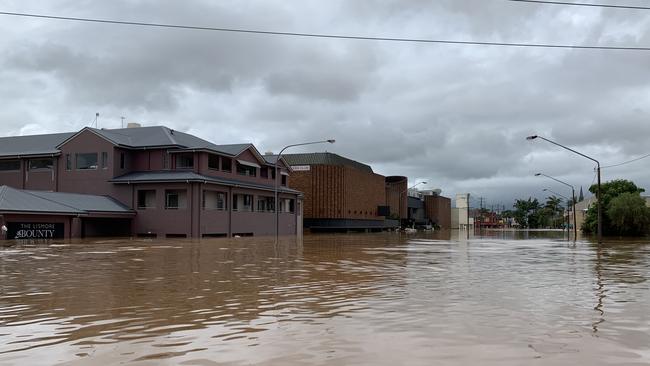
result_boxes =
[0,125,301,240]
[283,152,400,231]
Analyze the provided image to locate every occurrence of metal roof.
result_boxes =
[0,126,257,158]
[282,152,374,173]
[0,186,133,215]
[0,132,75,158]
[110,171,302,195]
[26,191,133,213]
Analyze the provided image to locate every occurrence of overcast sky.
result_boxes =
[1,0,649,208]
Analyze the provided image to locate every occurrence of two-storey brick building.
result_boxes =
[0,125,301,240]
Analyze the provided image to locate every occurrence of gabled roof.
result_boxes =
[57,126,259,158]
[0,186,133,215]
[109,171,302,195]
[283,152,374,173]
[0,132,75,158]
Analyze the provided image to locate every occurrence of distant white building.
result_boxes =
[452,193,473,230]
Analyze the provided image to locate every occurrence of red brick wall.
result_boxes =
[424,195,452,229]
[289,165,385,221]
[385,178,407,219]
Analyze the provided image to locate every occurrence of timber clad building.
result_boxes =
[0,125,301,240]
[284,152,402,231]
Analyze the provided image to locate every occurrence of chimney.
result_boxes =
[127,122,142,128]
[265,151,274,156]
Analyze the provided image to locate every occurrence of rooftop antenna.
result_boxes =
[121,116,125,128]
[94,112,99,128]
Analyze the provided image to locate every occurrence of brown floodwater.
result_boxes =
[1,231,649,365]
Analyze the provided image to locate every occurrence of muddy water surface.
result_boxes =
[1,232,649,365]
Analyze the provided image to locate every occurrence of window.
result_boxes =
[279,198,295,213]
[221,158,232,172]
[165,189,187,209]
[260,167,268,178]
[120,152,125,169]
[137,190,156,209]
[203,191,227,210]
[257,196,275,212]
[176,154,194,169]
[208,154,219,170]
[29,158,53,170]
[0,160,20,171]
[233,194,253,212]
[237,162,257,177]
[76,153,98,170]
[162,152,170,170]
[281,174,287,186]
[101,152,108,169]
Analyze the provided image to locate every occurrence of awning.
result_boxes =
[281,171,289,176]
[237,159,261,168]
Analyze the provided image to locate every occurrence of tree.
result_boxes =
[545,195,564,228]
[607,192,650,236]
[513,198,542,228]
[583,179,649,236]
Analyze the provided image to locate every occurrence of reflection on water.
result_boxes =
[1,231,649,365]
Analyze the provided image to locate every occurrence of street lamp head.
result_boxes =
[526,135,538,140]
[422,181,427,184]
[534,173,541,176]
[542,188,548,192]
[327,139,336,144]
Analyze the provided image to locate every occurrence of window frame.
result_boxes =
[28,158,54,171]
[0,159,20,172]
[137,190,156,210]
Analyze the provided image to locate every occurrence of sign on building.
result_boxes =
[7,223,64,239]
[291,165,311,171]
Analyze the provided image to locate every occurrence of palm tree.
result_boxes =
[545,196,564,228]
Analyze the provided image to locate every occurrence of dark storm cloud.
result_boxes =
[1,0,650,206]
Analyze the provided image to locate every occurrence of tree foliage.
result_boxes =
[583,179,650,236]
[607,192,650,236]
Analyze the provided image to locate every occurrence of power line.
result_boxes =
[602,152,650,169]
[507,0,650,10]
[2,11,650,51]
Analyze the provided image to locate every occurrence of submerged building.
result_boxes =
[283,152,400,231]
[0,125,301,240]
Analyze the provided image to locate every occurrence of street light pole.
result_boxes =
[527,135,602,243]
[399,181,427,228]
[535,173,577,239]
[543,188,570,240]
[274,139,335,241]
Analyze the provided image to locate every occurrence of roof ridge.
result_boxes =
[161,126,179,146]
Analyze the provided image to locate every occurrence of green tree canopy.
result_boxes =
[583,179,650,236]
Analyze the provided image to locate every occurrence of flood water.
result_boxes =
[1,231,649,365]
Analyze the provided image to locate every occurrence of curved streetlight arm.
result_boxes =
[528,136,600,166]
[535,173,574,191]
[274,139,335,241]
[542,188,568,201]
[528,134,601,242]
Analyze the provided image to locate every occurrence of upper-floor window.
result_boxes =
[233,194,253,212]
[162,152,170,170]
[256,196,275,212]
[203,190,227,210]
[176,154,194,169]
[76,153,98,170]
[279,198,295,213]
[165,189,187,209]
[101,152,108,169]
[221,157,232,172]
[281,173,288,186]
[65,154,72,170]
[29,158,53,170]
[208,154,219,170]
[120,152,126,169]
[0,160,20,171]
[137,190,156,209]
[236,161,258,177]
